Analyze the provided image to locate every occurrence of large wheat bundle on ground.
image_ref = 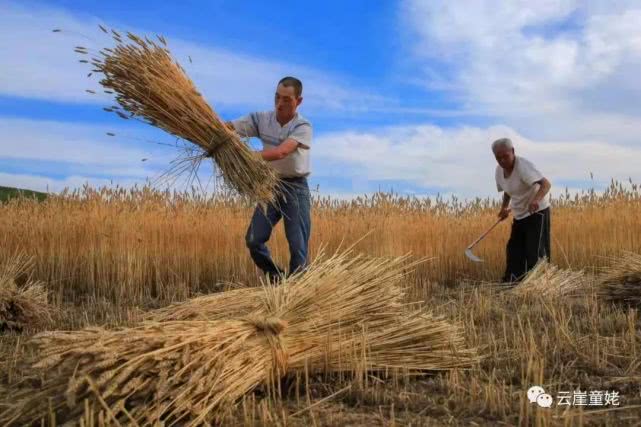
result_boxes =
[145,249,476,371]
[509,260,587,298]
[0,253,54,333]
[1,250,476,425]
[597,252,641,308]
[79,27,280,205]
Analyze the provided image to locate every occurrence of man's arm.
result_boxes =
[498,192,511,220]
[227,114,259,138]
[528,177,551,213]
[257,122,312,161]
[517,158,551,213]
[228,124,299,162]
[257,138,300,161]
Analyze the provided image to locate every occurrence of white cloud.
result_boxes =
[0,116,253,194]
[173,42,383,113]
[4,117,639,200]
[0,171,138,193]
[0,117,169,176]
[0,3,106,103]
[0,1,382,113]
[402,0,641,144]
[0,170,228,195]
[313,123,641,198]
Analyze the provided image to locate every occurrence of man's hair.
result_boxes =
[278,76,303,98]
[491,137,514,154]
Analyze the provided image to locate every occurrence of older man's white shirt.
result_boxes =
[496,156,550,220]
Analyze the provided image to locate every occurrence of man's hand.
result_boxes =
[498,207,511,221]
[528,179,550,214]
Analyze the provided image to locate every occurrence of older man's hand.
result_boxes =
[528,200,540,214]
[498,207,511,221]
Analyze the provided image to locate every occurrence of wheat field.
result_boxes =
[1,181,641,426]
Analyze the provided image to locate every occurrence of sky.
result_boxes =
[1,0,641,200]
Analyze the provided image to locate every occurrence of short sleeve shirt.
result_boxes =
[231,111,312,178]
[496,156,550,220]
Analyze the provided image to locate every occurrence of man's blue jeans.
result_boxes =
[245,177,311,280]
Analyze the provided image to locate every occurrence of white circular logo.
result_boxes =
[536,393,553,408]
[527,386,546,403]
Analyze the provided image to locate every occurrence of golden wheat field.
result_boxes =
[1,181,641,426]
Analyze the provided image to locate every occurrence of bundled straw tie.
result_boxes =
[204,133,236,158]
[244,315,289,374]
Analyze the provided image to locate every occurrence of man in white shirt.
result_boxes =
[228,77,313,283]
[493,138,552,283]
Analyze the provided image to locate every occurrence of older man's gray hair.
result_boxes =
[491,138,514,154]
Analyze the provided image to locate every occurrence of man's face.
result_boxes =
[275,84,302,119]
[495,146,515,170]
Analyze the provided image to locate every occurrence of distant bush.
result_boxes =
[0,186,47,203]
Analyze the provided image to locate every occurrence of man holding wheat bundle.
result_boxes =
[228,77,313,283]
[493,138,552,283]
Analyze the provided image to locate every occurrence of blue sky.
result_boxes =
[2,0,641,199]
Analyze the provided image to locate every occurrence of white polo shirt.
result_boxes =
[496,156,550,220]
[231,111,313,178]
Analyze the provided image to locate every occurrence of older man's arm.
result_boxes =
[498,192,511,220]
[528,177,552,213]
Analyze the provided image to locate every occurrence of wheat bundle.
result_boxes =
[509,260,587,298]
[80,27,280,205]
[2,250,476,425]
[0,253,54,333]
[143,248,372,323]
[3,319,290,426]
[145,250,476,371]
[145,246,418,322]
[147,286,262,322]
[597,252,641,308]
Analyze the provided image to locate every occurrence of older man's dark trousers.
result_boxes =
[502,207,551,283]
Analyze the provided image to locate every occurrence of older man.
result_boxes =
[493,138,552,283]
[228,76,312,283]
